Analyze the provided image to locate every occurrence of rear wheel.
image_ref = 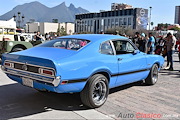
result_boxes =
[80,74,109,108]
[145,64,159,85]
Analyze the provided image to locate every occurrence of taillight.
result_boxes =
[4,61,14,68]
[39,68,54,76]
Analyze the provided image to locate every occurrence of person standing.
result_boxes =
[147,33,155,54]
[35,31,42,41]
[176,39,180,72]
[133,32,141,48]
[45,33,50,40]
[155,36,165,55]
[139,33,148,53]
[165,33,177,71]
[176,38,180,62]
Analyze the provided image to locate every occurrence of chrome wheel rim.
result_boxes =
[152,66,158,83]
[92,79,107,105]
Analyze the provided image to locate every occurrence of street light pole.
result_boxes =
[13,12,25,28]
[79,18,82,33]
[18,12,21,28]
[149,7,152,31]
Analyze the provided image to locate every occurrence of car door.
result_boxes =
[111,40,148,86]
[99,40,119,88]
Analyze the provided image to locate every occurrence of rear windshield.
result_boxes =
[38,38,90,50]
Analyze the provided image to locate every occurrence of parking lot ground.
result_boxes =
[0,53,179,120]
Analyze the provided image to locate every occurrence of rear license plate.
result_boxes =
[22,77,33,87]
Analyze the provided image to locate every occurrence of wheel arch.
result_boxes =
[89,69,111,83]
[11,44,27,51]
[154,62,161,70]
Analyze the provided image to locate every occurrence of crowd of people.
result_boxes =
[132,32,180,71]
[33,32,58,41]
[32,31,180,71]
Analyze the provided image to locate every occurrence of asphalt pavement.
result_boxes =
[0,53,179,120]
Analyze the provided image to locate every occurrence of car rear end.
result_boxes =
[1,54,61,92]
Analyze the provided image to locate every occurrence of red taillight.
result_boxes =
[39,68,54,76]
[4,62,14,68]
[42,69,53,75]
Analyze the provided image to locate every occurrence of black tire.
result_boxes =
[145,64,159,85]
[11,48,24,52]
[80,74,109,108]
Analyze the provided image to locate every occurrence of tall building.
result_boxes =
[75,5,148,34]
[175,6,180,25]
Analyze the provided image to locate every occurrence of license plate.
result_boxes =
[22,77,33,87]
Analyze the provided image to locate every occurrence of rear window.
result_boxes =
[38,38,90,50]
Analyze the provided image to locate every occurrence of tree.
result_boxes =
[157,23,170,30]
[59,26,67,36]
[151,22,154,30]
[164,23,169,30]
[157,23,164,30]
[169,27,180,31]
[150,22,154,26]
[105,27,148,37]
[52,19,58,23]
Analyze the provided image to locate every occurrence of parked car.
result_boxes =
[1,34,164,108]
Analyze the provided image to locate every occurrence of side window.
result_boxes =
[126,42,135,53]
[100,41,114,55]
[112,40,135,55]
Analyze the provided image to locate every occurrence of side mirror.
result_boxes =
[133,50,140,55]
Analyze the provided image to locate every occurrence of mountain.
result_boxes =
[0,1,89,23]
[68,3,87,18]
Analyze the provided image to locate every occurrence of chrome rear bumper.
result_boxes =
[1,66,60,87]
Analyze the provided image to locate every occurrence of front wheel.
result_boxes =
[145,64,159,85]
[80,74,109,108]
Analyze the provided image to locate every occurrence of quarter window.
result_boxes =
[100,41,114,55]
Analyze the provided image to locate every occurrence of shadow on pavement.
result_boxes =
[0,83,86,119]
[0,80,145,119]
[160,69,180,78]
[109,81,146,94]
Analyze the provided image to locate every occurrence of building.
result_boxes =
[75,4,148,34]
[26,22,74,35]
[175,6,180,25]
[111,3,132,10]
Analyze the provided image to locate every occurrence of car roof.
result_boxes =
[58,34,128,43]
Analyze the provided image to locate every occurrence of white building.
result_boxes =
[75,5,148,33]
[26,22,74,35]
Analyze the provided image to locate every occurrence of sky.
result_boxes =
[0,0,180,27]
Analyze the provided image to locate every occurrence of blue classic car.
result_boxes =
[1,34,164,108]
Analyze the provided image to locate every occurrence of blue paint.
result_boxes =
[1,34,164,93]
